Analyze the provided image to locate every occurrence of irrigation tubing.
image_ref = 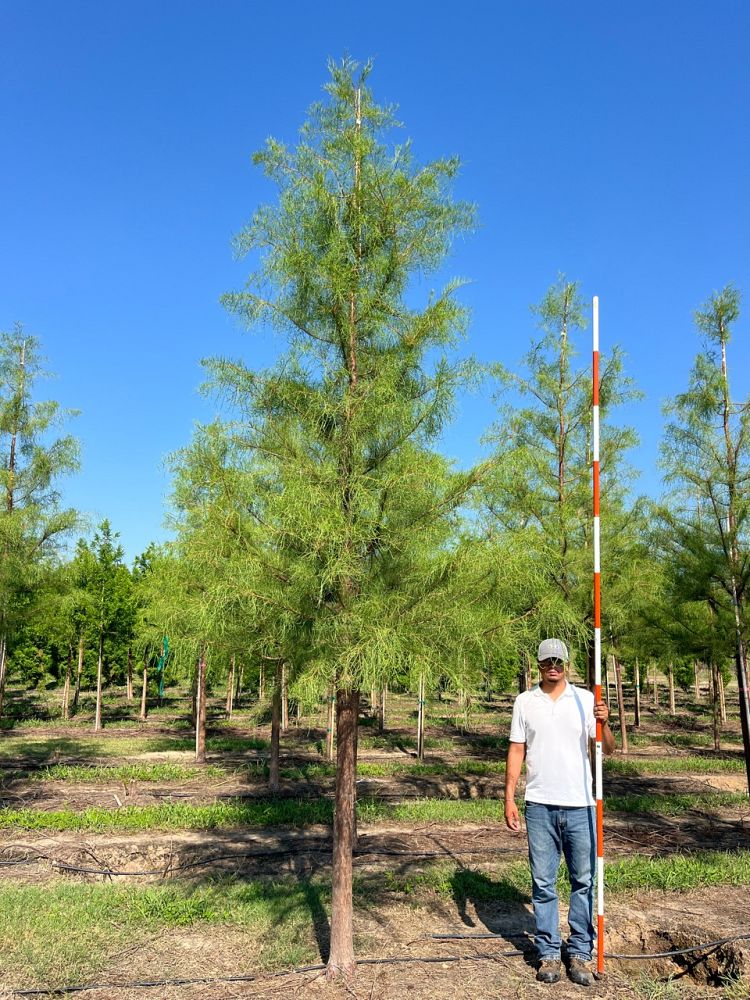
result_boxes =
[11,935,750,996]
[0,843,523,877]
[432,931,750,958]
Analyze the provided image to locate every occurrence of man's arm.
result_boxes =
[504,741,526,831]
[593,700,616,755]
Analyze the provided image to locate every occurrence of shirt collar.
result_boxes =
[533,680,572,698]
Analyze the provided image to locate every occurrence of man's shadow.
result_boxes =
[449,868,536,967]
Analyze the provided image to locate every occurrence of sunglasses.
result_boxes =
[539,658,565,668]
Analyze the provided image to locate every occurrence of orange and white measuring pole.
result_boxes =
[592,295,605,975]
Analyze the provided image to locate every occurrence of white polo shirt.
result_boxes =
[509,682,596,807]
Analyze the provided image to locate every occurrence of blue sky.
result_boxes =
[2,1,749,562]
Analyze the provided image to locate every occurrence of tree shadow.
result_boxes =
[293,854,331,962]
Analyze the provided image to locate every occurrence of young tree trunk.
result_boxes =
[652,663,659,708]
[633,658,641,728]
[226,654,235,719]
[94,631,104,732]
[370,685,377,717]
[416,673,425,761]
[126,646,134,701]
[711,660,721,751]
[694,660,700,701]
[269,660,281,793]
[326,688,335,762]
[61,643,73,721]
[719,671,727,724]
[235,659,244,709]
[72,634,84,715]
[605,657,612,709]
[668,663,676,716]
[195,654,207,764]
[0,633,8,719]
[139,659,148,721]
[327,688,359,980]
[281,662,289,732]
[378,684,386,733]
[614,657,628,755]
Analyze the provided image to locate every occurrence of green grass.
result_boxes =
[2,788,746,833]
[32,762,227,783]
[0,878,324,989]
[0,734,270,763]
[383,849,750,901]
[604,755,747,775]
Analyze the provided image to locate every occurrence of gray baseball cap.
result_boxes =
[537,638,569,663]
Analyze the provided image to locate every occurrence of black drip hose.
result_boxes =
[432,931,750,960]
[11,935,750,998]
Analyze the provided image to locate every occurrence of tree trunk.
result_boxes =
[719,671,727,724]
[416,673,425,761]
[668,663,676,716]
[226,654,235,719]
[258,663,264,702]
[694,661,700,701]
[72,634,84,715]
[652,663,659,708]
[281,662,289,731]
[378,684,386,733]
[633,658,641,728]
[235,659,244,709]
[614,657,628,755]
[94,631,104,732]
[326,688,335,762]
[0,633,8,719]
[327,688,359,979]
[61,643,73,721]
[139,660,148,721]
[195,654,207,764]
[269,660,281,793]
[711,660,721,752]
[370,685,377,717]
[126,646,133,701]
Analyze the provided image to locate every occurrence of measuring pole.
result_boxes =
[592,296,605,975]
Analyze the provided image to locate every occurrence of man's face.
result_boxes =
[539,657,566,680]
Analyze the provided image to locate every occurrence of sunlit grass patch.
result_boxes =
[32,762,227,783]
[0,877,324,990]
[604,755,746,776]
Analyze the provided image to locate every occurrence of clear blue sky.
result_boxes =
[2,1,749,562]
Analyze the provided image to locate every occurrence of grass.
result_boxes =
[0,877,324,990]
[3,788,746,833]
[604,755,747,775]
[31,762,227,783]
[382,849,750,901]
[0,734,270,762]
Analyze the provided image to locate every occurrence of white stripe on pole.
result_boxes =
[593,296,599,350]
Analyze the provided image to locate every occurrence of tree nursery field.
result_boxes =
[0,672,748,1000]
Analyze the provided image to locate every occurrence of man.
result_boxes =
[504,638,615,986]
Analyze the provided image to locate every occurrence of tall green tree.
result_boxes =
[481,277,642,680]
[203,58,507,977]
[0,324,79,715]
[660,285,750,789]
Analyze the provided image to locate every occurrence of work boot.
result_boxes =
[568,956,595,986]
[536,958,561,983]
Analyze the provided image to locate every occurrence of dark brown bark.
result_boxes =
[327,688,359,979]
[94,632,104,731]
[614,657,628,755]
[269,660,281,793]
[195,654,207,764]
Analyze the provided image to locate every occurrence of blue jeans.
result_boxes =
[525,802,596,961]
